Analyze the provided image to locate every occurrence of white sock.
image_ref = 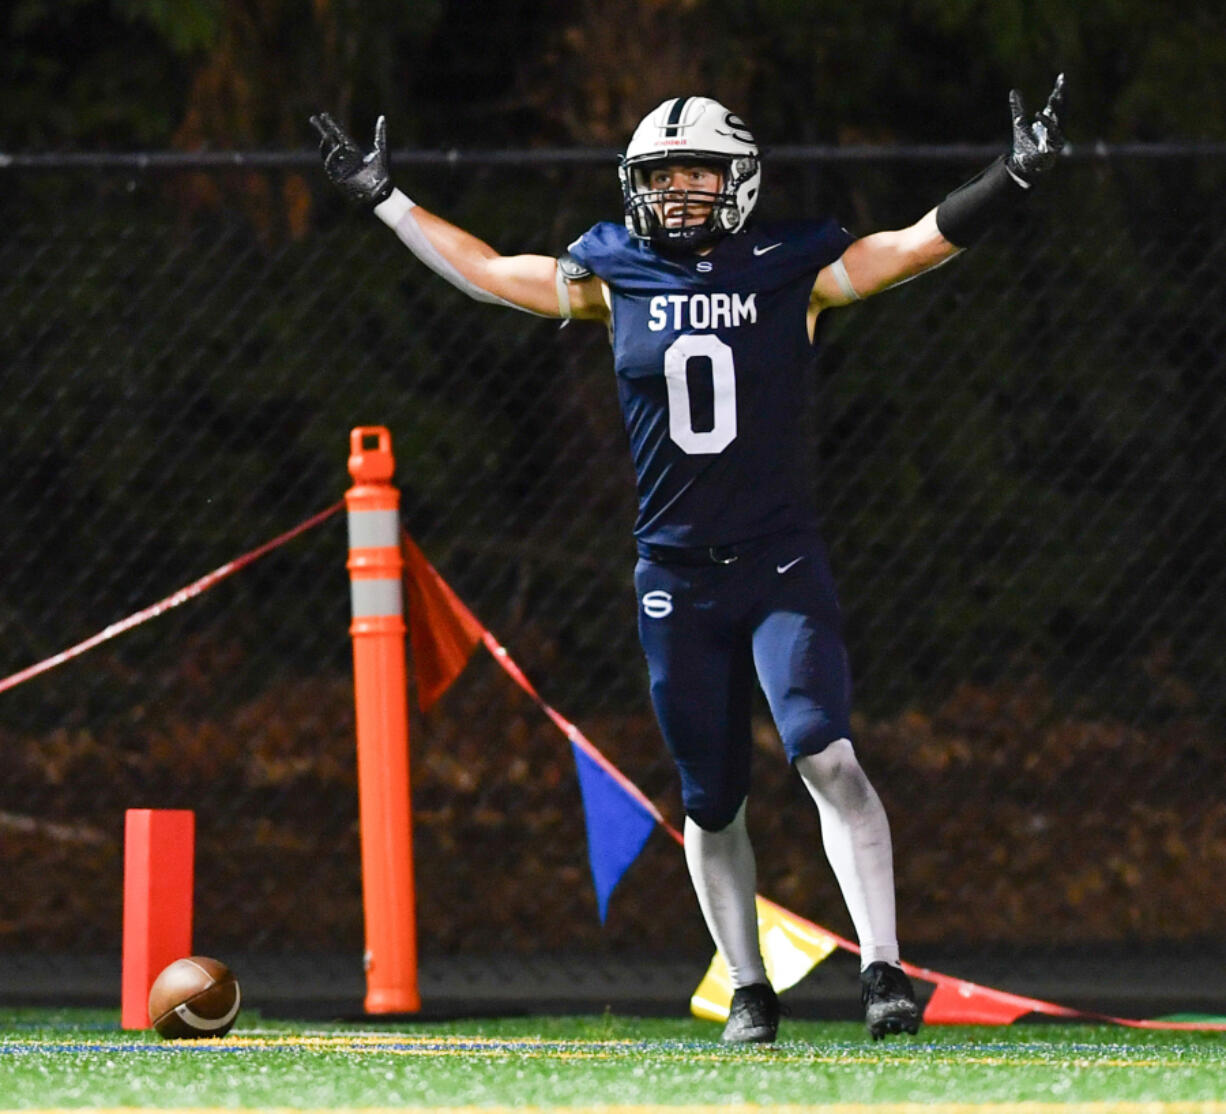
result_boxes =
[795,738,900,969]
[683,801,768,989]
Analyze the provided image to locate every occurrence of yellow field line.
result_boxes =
[4,1033,1218,1070]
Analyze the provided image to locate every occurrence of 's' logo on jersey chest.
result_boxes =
[647,292,757,332]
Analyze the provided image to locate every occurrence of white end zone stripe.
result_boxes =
[173,983,241,1031]
[350,578,403,618]
[346,509,401,550]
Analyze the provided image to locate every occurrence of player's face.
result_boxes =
[646,163,724,228]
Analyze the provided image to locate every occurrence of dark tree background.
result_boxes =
[5,0,1224,152]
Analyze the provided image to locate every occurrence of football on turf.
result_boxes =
[148,956,241,1038]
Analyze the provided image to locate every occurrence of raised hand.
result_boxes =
[309,112,393,206]
[1006,74,1067,183]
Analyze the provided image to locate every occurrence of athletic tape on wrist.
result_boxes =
[374,188,546,316]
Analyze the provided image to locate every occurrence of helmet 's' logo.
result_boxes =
[642,590,674,618]
[719,113,755,144]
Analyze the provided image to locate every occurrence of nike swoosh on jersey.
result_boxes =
[776,556,806,574]
[753,243,783,256]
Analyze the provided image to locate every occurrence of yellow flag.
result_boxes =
[690,897,840,1022]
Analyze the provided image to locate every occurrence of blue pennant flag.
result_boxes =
[570,742,658,922]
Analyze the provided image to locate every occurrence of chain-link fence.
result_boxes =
[2,146,1225,981]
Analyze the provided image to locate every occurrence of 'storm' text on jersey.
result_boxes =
[647,292,758,332]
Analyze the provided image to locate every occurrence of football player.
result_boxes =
[312,78,1066,1041]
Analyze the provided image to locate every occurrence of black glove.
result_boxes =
[309,112,393,206]
[1006,74,1067,183]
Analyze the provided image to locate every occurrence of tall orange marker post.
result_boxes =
[346,426,420,1013]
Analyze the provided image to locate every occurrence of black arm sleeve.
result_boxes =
[934,157,1030,248]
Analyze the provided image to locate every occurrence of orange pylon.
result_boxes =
[346,426,419,1013]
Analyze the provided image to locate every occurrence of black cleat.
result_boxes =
[861,961,921,1040]
[722,982,780,1044]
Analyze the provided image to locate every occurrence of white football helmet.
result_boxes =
[619,96,762,251]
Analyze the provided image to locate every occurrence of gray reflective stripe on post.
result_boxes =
[350,578,404,618]
[347,509,402,550]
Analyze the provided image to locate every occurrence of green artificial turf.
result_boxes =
[3,1008,1226,1109]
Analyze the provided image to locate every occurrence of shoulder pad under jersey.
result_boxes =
[557,252,593,282]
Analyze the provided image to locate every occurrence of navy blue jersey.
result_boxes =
[568,219,854,546]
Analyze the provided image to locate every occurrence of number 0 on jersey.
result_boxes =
[664,334,737,455]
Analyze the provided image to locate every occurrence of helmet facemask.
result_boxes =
[619,97,761,253]
[620,157,757,251]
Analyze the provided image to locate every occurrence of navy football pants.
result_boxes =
[634,530,853,832]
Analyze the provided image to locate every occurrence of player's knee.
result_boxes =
[795,737,874,810]
[777,702,852,766]
[685,795,747,833]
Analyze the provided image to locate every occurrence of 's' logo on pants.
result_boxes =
[642,590,673,618]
